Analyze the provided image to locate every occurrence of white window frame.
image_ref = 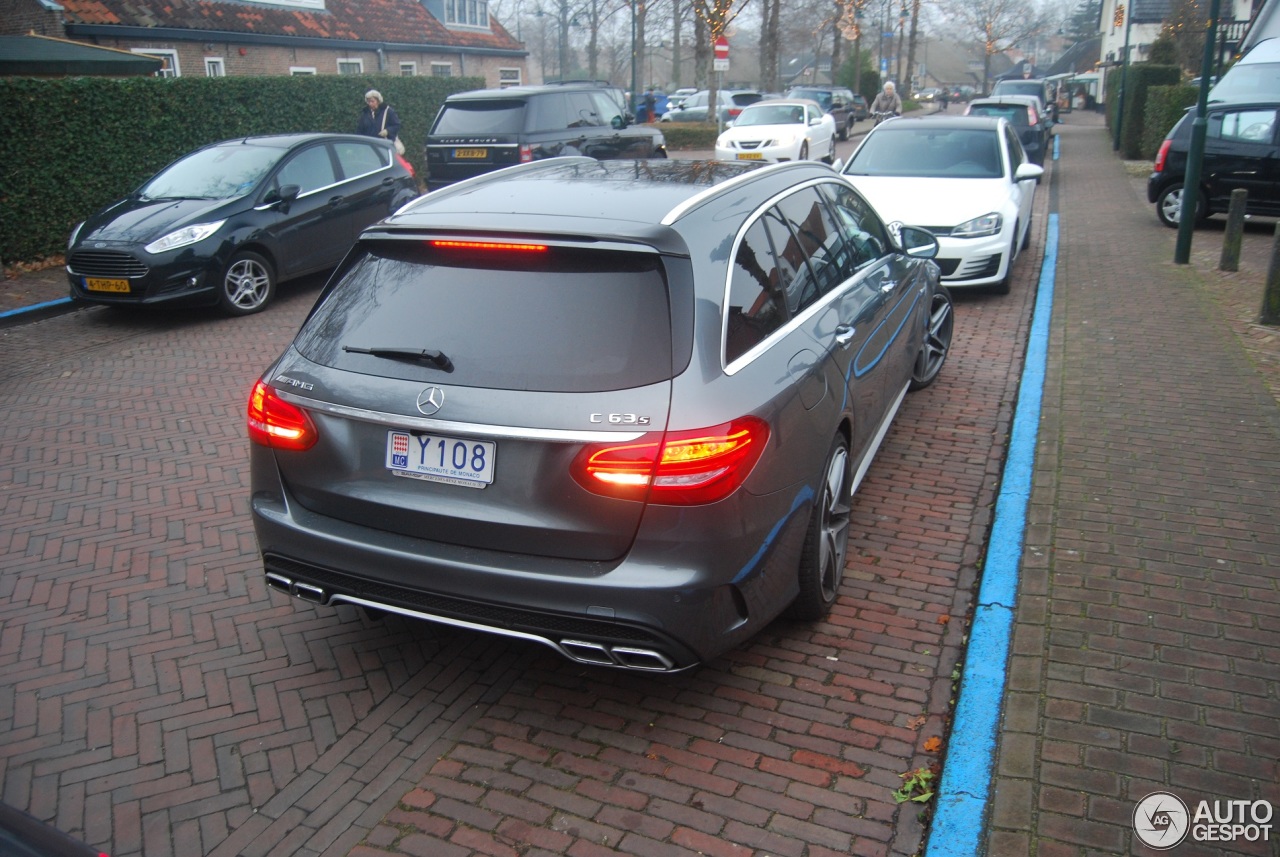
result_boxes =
[444,0,489,27]
[498,67,522,88]
[290,66,317,75]
[337,58,364,74]
[132,48,180,77]
[400,62,417,76]
[204,57,225,77]
[431,62,453,77]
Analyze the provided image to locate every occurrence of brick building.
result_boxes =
[0,0,528,88]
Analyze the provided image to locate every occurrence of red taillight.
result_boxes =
[519,144,534,163]
[571,417,770,505]
[1153,138,1172,173]
[1026,109,1038,126]
[247,380,318,451]
[429,239,547,253]
[729,107,743,117]
[396,151,415,177]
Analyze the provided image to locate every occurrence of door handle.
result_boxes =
[835,325,856,348]
[328,196,344,206]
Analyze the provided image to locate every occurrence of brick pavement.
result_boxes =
[1,118,1277,857]
[985,118,1280,856]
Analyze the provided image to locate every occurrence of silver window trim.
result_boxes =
[274,389,646,443]
[254,143,392,210]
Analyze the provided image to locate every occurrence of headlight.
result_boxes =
[68,222,84,248]
[951,213,1002,238]
[144,220,226,254]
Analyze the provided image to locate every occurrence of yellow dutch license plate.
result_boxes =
[736,152,764,160]
[453,148,488,159]
[85,278,131,293]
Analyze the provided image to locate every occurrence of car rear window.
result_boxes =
[295,241,674,393]
[732,93,764,107]
[969,104,1029,124]
[432,101,526,135]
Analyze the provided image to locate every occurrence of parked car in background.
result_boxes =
[784,85,863,139]
[991,77,1057,122]
[965,95,1052,165]
[661,89,765,122]
[249,157,953,672]
[842,115,1042,293]
[915,87,943,102]
[668,86,698,111]
[67,133,418,316]
[425,84,666,191]
[715,99,838,163]
[1148,100,1279,227]
[1208,37,1280,103]
[946,85,976,102]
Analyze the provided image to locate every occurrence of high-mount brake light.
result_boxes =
[247,380,318,451]
[570,417,770,505]
[429,239,548,253]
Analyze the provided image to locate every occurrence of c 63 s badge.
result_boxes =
[590,413,651,425]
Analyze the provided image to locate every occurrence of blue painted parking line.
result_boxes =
[924,213,1059,857]
[1054,134,1060,160]
[0,296,73,321]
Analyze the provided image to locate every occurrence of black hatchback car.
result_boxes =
[248,158,954,672]
[1148,101,1279,227]
[67,134,419,316]
[424,84,666,191]
[785,86,865,139]
[965,96,1052,165]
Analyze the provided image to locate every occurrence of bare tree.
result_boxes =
[759,0,781,93]
[941,0,1051,92]
[691,0,752,122]
[1161,0,1209,73]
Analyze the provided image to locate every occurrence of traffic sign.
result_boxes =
[714,36,729,61]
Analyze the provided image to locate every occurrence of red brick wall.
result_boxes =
[0,0,64,37]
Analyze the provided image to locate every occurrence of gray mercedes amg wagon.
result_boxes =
[248,157,953,672]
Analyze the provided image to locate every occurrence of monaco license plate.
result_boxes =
[386,431,495,488]
[736,152,764,160]
[85,277,130,293]
[453,148,488,159]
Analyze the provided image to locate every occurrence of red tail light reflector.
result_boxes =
[429,239,548,253]
[572,417,769,505]
[520,144,534,162]
[1153,138,1172,173]
[248,380,318,451]
[395,151,416,177]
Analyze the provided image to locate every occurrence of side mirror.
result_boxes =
[809,117,821,126]
[262,184,300,208]
[831,100,845,110]
[898,225,939,259]
[611,115,625,130]
[831,157,844,172]
[1014,163,1044,182]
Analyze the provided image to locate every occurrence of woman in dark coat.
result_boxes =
[357,89,401,143]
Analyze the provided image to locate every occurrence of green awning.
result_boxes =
[0,35,164,76]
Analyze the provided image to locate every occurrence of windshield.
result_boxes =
[847,128,1004,178]
[1209,61,1280,102]
[736,104,807,126]
[139,144,281,200]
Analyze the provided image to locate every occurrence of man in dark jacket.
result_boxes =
[357,90,401,143]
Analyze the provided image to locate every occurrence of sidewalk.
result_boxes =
[981,114,1280,855]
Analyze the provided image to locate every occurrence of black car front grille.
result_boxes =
[68,250,148,279]
[263,554,662,645]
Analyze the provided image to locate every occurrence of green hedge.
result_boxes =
[0,74,480,264]
[1141,83,1197,159]
[1105,63,1181,159]
[659,124,721,149]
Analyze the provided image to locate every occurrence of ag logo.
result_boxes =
[1134,791,1190,849]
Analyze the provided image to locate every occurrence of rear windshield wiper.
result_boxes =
[343,345,454,371]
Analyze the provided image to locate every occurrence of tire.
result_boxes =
[218,250,275,316]
[1155,182,1206,229]
[786,434,852,622]
[992,231,1016,296]
[822,137,836,164]
[839,119,850,142]
[909,287,954,391]
[1021,214,1033,251]
[798,141,809,161]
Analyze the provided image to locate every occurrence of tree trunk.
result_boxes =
[759,0,780,93]
[694,14,709,89]
[672,0,684,87]
[905,0,920,93]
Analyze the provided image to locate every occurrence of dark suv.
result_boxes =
[1148,101,1279,227]
[785,86,864,139]
[248,158,953,672]
[424,84,666,191]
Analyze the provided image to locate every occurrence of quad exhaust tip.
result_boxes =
[266,573,679,672]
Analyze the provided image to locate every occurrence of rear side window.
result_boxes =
[1210,108,1277,144]
[277,145,337,194]
[432,100,526,134]
[333,141,387,179]
[727,217,791,364]
[295,242,674,393]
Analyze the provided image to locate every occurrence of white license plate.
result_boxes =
[386,431,495,488]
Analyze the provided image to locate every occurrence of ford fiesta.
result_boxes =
[67,133,419,316]
[248,158,953,671]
